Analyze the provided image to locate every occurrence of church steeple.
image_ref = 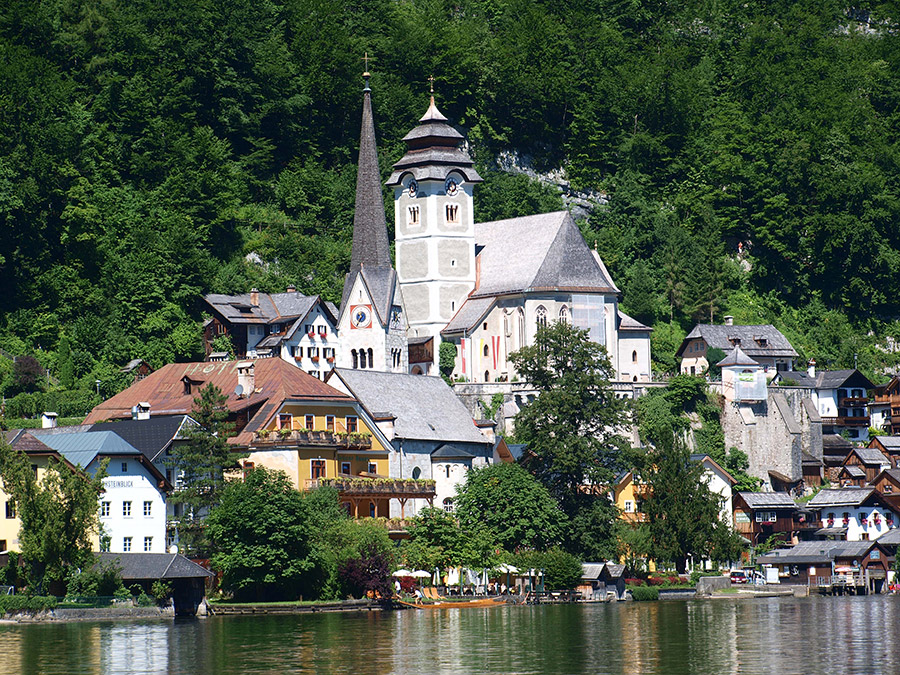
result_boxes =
[349,68,391,274]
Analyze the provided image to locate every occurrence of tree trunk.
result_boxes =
[675,556,688,575]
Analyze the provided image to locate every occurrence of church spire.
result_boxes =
[349,62,391,273]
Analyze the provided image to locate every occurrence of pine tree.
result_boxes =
[168,384,244,556]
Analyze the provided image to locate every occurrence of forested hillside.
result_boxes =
[1,0,900,408]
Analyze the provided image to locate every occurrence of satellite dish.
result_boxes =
[233,384,244,397]
[168,545,179,555]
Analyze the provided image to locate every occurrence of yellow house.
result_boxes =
[233,398,434,519]
[613,471,649,524]
[1,430,100,553]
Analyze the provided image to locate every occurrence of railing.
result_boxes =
[821,416,870,427]
[839,397,869,407]
[306,477,436,497]
[253,429,373,448]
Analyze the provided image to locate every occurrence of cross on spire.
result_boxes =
[362,52,370,76]
[428,75,435,94]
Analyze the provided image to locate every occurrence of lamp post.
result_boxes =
[95,380,102,396]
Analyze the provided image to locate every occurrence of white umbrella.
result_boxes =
[411,570,431,578]
[392,569,413,577]
[496,564,519,574]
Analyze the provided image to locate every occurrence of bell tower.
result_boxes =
[387,86,482,372]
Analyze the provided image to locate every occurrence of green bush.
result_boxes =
[66,558,125,598]
[630,586,659,602]
[3,389,98,419]
[0,595,58,614]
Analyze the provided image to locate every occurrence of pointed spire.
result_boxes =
[349,63,391,274]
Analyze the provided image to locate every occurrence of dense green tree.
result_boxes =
[510,322,630,560]
[0,438,106,594]
[207,467,315,601]
[640,437,744,573]
[406,507,496,568]
[168,384,244,556]
[454,463,567,552]
[509,548,583,591]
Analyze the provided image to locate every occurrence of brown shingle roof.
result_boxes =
[83,359,351,429]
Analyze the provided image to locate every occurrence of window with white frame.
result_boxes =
[143,501,152,517]
[624,500,634,513]
[144,536,153,552]
[123,537,132,552]
[536,305,548,329]
[123,501,132,517]
[100,501,110,518]
[755,511,777,523]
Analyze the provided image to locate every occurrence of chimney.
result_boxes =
[237,361,255,396]
[724,316,734,326]
[808,359,816,379]
[286,285,296,294]
[131,402,151,421]
[250,288,259,307]
[41,412,58,429]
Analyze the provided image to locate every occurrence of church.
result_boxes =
[338,71,652,383]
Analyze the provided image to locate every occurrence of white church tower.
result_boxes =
[336,69,408,374]
[387,91,482,374]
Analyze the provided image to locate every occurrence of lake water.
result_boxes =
[1,596,898,674]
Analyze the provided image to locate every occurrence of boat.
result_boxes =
[395,595,512,610]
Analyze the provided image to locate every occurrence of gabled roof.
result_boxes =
[847,447,890,466]
[441,296,496,335]
[737,492,797,509]
[83,359,351,427]
[689,454,737,484]
[872,468,900,485]
[717,346,759,367]
[35,430,140,469]
[872,436,900,450]
[431,444,476,459]
[757,540,885,565]
[328,369,488,446]
[88,415,196,464]
[807,488,879,508]
[823,434,853,455]
[677,324,798,359]
[98,553,214,580]
[204,291,333,327]
[617,310,651,332]
[840,465,866,478]
[3,430,79,471]
[341,265,402,328]
[471,211,619,299]
[775,369,874,391]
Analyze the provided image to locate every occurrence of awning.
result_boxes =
[815,527,848,537]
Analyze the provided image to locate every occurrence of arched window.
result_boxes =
[484,370,490,382]
[443,497,454,513]
[351,349,358,369]
[368,348,374,367]
[359,350,367,369]
[559,305,569,324]
[483,344,489,357]
[632,350,638,363]
[536,305,548,329]
[446,465,451,479]
[412,467,422,480]
[369,502,377,518]
[517,308,526,348]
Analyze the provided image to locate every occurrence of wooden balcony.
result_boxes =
[305,477,436,498]
[821,416,870,427]
[253,429,373,449]
[839,397,869,407]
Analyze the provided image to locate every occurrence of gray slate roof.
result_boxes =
[808,488,876,508]
[340,265,402,328]
[330,369,488,445]
[738,492,798,509]
[757,540,880,565]
[442,296,495,335]
[873,436,900,450]
[617,311,651,332]
[823,434,853,455]
[472,212,619,299]
[431,444,476,459]
[850,447,891,465]
[89,415,195,463]
[875,528,900,545]
[717,346,759,367]
[33,430,140,469]
[205,291,325,326]
[776,369,875,391]
[677,324,798,359]
[98,553,214,580]
[841,465,866,478]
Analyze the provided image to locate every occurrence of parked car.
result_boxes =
[730,570,749,584]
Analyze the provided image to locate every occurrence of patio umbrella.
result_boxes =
[392,569,413,577]
[410,570,431,578]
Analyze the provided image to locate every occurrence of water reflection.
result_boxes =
[2,597,900,674]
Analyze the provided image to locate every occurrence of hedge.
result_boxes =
[3,417,85,429]
[4,389,98,419]
[630,587,659,602]
[0,595,58,614]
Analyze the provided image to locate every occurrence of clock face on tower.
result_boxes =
[350,305,372,330]
[445,177,459,196]
[407,180,418,197]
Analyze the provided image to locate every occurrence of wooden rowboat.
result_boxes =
[396,596,510,610]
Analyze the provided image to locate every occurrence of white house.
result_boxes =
[808,488,897,542]
[35,430,170,554]
[691,454,737,527]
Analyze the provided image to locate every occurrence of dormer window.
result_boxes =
[755,336,768,347]
[729,337,741,347]
[445,204,459,224]
[408,205,420,225]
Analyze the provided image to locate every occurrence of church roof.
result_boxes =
[717,346,759,367]
[342,76,394,320]
[387,96,482,186]
[617,311,651,332]
[472,211,618,298]
[442,296,495,335]
[329,369,488,445]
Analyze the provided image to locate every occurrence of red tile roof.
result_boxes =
[84,359,352,430]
